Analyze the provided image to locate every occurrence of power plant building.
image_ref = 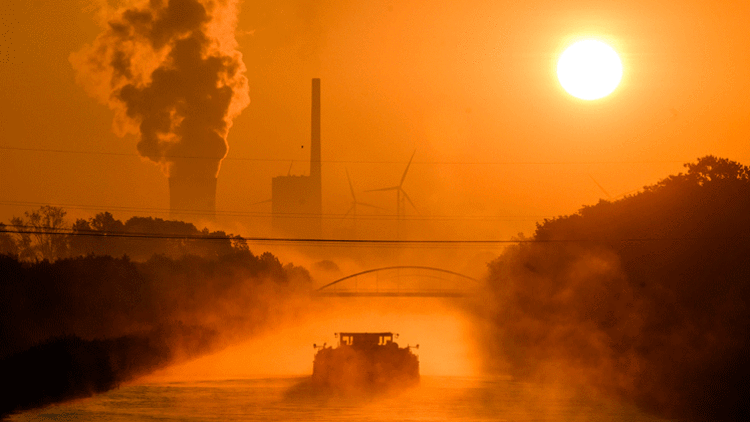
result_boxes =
[272,78,323,238]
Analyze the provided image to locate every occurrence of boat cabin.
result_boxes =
[338,332,395,348]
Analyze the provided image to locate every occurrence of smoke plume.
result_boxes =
[70,0,249,179]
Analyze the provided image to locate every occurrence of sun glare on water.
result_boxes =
[557,39,623,100]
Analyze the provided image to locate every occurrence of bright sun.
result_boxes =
[557,39,623,100]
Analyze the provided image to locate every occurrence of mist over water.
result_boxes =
[9,377,665,422]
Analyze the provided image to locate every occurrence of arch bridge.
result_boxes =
[314,266,480,298]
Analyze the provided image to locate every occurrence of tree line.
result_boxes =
[0,240,310,417]
[481,156,750,422]
[0,209,248,261]
[0,209,312,417]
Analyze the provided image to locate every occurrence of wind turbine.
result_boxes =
[589,174,639,201]
[589,174,613,200]
[343,169,384,235]
[366,150,419,224]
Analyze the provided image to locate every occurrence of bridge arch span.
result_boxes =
[315,266,480,298]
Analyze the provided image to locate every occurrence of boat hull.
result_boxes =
[312,343,419,391]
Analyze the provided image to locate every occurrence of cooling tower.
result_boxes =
[169,159,218,219]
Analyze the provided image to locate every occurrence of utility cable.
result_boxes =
[3,225,750,245]
[0,145,698,166]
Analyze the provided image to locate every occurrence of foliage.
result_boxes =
[0,223,16,256]
[484,156,750,422]
[71,214,250,260]
[6,206,68,261]
[3,207,250,262]
[0,249,310,416]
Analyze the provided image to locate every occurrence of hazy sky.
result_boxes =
[2,0,749,241]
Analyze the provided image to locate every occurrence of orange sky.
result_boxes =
[2,0,750,243]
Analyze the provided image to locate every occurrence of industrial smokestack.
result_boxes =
[310,78,322,214]
[271,79,322,238]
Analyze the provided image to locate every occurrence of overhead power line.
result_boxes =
[0,145,696,166]
[1,224,513,244]
[3,225,750,246]
[0,200,552,222]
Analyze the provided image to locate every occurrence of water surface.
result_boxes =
[10,376,666,421]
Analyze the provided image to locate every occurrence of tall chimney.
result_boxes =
[310,78,322,214]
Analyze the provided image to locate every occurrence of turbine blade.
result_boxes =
[401,190,420,215]
[346,168,356,200]
[250,198,272,206]
[356,202,386,210]
[343,205,355,218]
[399,150,416,187]
[365,186,399,192]
[588,174,612,199]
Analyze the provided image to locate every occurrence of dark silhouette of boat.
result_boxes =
[312,332,419,391]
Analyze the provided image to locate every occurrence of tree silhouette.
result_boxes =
[90,212,123,232]
[69,218,95,257]
[0,223,17,256]
[66,212,248,260]
[644,155,749,192]
[0,250,310,417]
[9,206,68,261]
[484,156,750,422]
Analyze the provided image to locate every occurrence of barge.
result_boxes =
[312,332,419,391]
